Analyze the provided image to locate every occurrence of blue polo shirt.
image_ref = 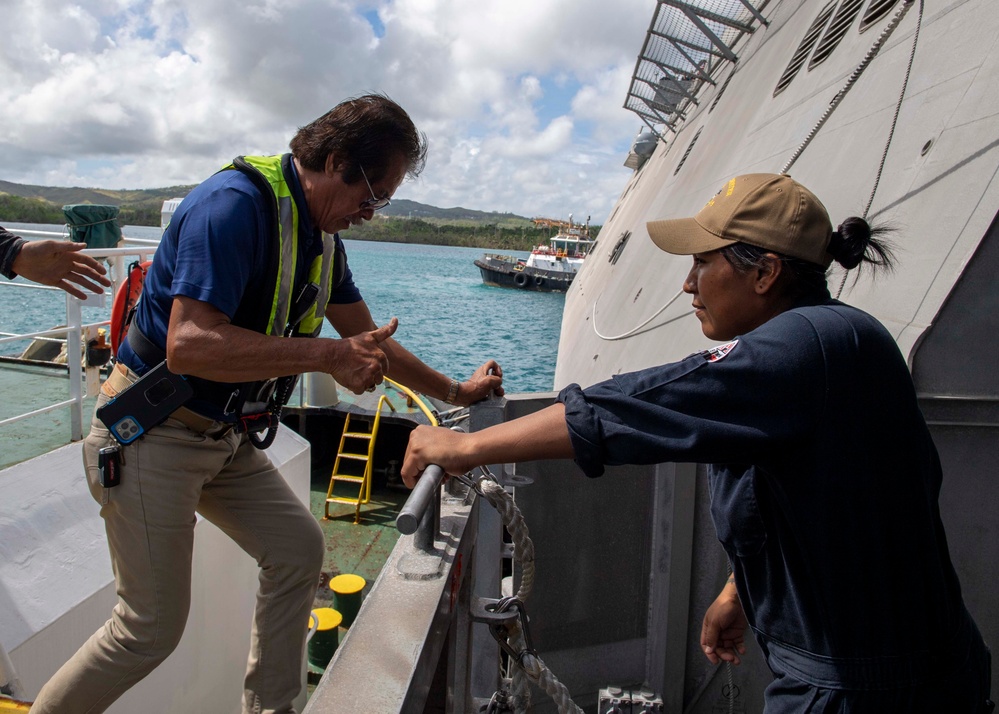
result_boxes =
[119,154,362,379]
[558,300,982,700]
[118,155,362,418]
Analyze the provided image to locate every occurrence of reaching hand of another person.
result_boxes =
[701,580,748,665]
[401,425,479,488]
[13,240,112,299]
[455,359,505,405]
[327,318,398,394]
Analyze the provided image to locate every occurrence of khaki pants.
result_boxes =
[31,391,324,714]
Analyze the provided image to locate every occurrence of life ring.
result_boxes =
[110,259,152,353]
[514,273,527,287]
[534,276,545,287]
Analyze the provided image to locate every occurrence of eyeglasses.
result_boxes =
[358,165,391,211]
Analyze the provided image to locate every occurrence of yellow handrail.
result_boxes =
[384,377,439,427]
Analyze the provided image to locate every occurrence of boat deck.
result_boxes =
[0,361,429,695]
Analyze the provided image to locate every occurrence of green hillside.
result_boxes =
[0,179,598,250]
[0,179,194,227]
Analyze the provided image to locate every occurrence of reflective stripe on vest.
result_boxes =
[225,155,334,337]
[304,232,337,335]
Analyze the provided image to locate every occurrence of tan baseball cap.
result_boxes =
[647,173,834,267]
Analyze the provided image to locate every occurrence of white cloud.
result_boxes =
[0,0,653,222]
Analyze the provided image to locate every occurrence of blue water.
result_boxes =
[0,223,563,393]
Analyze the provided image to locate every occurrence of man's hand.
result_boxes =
[12,240,111,299]
[401,425,477,488]
[700,579,748,665]
[455,360,505,406]
[327,318,398,394]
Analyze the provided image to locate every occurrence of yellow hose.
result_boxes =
[383,378,439,427]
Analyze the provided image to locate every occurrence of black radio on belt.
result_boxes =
[97,361,194,444]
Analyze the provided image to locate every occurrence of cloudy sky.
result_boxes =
[0,0,656,223]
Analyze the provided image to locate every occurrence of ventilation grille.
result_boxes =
[609,231,632,265]
[773,1,835,96]
[674,127,703,176]
[809,0,864,69]
[710,73,734,112]
[860,0,901,32]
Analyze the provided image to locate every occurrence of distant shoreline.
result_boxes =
[1,214,599,253]
[1,179,598,252]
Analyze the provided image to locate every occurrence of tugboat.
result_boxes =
[473,214,594,292]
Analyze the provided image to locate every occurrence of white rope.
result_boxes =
[508,622,533,714]
[480,479,535,713]
[726,661,735,714]
[834,0,923,299]
[481,480,535,601]
[593,3,916,344]
[780,0,917,176]
[592,289,688,341]
[478,477,584,714]
[520,652,584,714]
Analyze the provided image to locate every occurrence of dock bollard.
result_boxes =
[329,574,366,628]
[307,608,342,668]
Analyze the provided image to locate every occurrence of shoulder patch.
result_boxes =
[702,340,739,362]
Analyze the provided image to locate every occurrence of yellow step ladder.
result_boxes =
[324,395,395,523]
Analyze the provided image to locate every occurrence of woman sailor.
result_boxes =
[402,173,993,713]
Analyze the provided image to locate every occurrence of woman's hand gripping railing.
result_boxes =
[396,426,467,551]
[395,462,446,551]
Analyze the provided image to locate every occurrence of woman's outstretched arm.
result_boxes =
[401,403,574,488]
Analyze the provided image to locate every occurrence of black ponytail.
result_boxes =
[827,216,896,272]
[720,217,896,302]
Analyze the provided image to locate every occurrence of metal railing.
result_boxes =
[305,396,511,714]
[305,394,693,713]
[0,229,158,443]
[625,0,770,137]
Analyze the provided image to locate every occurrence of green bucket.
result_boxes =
[329,573,366,628]
[307,608,342,668]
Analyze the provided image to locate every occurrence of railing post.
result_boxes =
[466,396,506,705]
[414,488,441,553]
[396,463,447,547]
[66,293,84,441]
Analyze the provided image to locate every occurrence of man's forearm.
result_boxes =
[165,296,393,395]
[167,321,338,381]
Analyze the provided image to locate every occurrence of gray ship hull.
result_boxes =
[552,0,999,708]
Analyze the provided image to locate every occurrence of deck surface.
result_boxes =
[1,361,418,695]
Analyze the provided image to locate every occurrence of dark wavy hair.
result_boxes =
[290,93,429,186]
[720,217,896,300]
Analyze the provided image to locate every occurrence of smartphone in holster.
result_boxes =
[97,361,193,444]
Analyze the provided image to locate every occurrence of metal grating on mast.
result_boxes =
[625,0,770,136]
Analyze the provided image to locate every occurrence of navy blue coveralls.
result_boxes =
[558,298,991,712]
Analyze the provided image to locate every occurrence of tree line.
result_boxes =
[346,217,598,251]
[0,193,599,251]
